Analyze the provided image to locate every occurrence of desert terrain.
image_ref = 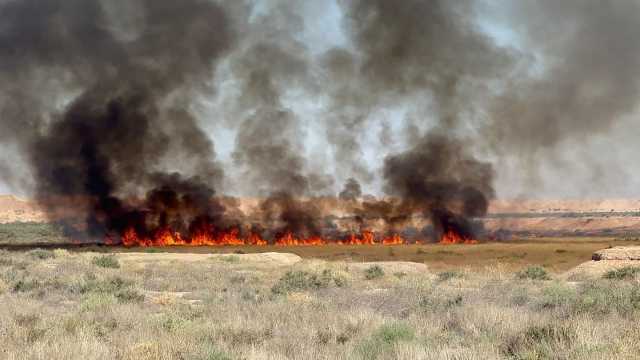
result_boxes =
[2,246,640,359]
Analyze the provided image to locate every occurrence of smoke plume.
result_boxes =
[0,0,234,240]
[1,0,639,243]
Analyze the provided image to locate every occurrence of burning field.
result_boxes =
[2,1,640,358]
[2,0,639,250]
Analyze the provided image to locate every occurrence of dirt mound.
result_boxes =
[592,246,640,260]
[564,260,640,281]
[564,246,640,281]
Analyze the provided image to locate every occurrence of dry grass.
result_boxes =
[1,248,640,359]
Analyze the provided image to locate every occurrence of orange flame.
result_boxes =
[439,230,478,245]
[115,226,477,247]
[382,233,404,245]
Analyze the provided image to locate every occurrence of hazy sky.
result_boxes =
[1,0,639,200]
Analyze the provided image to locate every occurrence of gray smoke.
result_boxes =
[1,0,639,242]
[488,1,640,154]
[339,178,362,201]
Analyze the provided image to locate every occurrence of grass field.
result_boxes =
[1,244,640,359]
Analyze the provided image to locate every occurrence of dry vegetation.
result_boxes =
[1,248,640,360]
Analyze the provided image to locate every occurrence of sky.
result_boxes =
[1,0,640,200]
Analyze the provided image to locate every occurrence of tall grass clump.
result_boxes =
[364,265,385,280]
[271,269,346,295]
[517,266,550,280]
[92,255,120,269]
[603,266,640,280]
[29,249,55,260]
[356,323,415,359]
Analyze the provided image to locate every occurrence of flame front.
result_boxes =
[439,230,478,245]
[115,227,414,247]
[115,225,480,246]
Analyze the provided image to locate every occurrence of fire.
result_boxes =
[274,232,326,246]
[114,226,478,246]
[339,231,376,245]
[382,233,404,245]
[439,230,478,245]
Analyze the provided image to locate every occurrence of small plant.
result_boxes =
[29,249,55,260]
[419,293,464,311]
[357,323,415,359]
[437,270,463,282]
[516,266,550,280]
[92,255,120,269]
[375,323,415,344]
[271,269,345,295]
[12,278,41,292]
[115,288,145,303]
[364,265,385,280]
[502,323,575,359]
[199,346,232,360]
[603,266,640,280]
[393,271,407,279]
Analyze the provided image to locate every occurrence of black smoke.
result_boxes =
[0,0,234,241]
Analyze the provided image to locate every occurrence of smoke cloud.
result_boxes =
[0,0,234,239]
[1,0,639,243]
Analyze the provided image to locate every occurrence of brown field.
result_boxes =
[71,237,638,273]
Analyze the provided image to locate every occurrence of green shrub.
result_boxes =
[72,275,133,295]
[603,266,640,280]
[271,269,346,295]
[356,323,415,359]
[364,265,385,280]
[92,255,120,269]
[516,266,550,280]
[437,270,463,282]
[29,249,55,260]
